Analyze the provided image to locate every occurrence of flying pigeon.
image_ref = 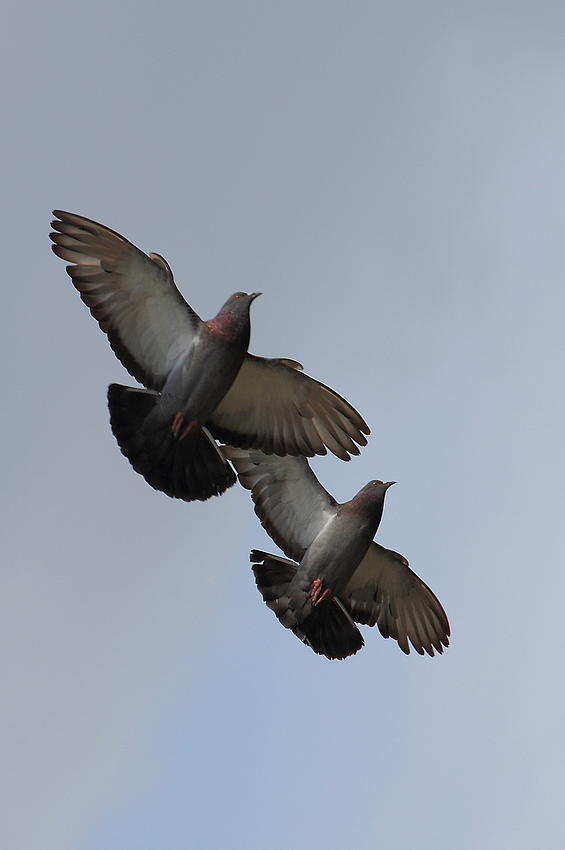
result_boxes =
[223,447,450,660]
[50,211,370,501]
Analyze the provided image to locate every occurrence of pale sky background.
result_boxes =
[2,2,565,848]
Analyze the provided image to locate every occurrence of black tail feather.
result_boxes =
[250,550,364,660]
[251,549,298,600]
[108,384,236,501]
[297,599,364,660]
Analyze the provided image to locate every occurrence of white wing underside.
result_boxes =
[222,449,335,561]
[342,542,450,655]
[51,211,200,390]
[212,356,368,460]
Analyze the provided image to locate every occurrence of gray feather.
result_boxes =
[51,211,370,502]
[226,449,450,660]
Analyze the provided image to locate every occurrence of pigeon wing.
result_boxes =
[50,211,201,390]
[211,355,369,460]
[223,448,336,562]
[341,542,450,656]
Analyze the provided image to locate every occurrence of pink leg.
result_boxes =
[172,414,198,440]
[171,411,185,437]
[310,579,332,605]
[179,420,198,440]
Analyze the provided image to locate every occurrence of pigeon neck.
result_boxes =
[207,311,251,345]
[346,490,386,533]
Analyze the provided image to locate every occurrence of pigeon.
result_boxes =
[50,211,370,501]
[223,447,450,660]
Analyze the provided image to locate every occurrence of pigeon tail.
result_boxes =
[108,384,236,501]
[250,550,364,660]
[299,599,365,660]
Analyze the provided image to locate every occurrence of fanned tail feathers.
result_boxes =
[250,550,364,660]
[108,384,236,501]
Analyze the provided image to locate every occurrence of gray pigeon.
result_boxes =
[223,447,450,660]
[50,211,370,502]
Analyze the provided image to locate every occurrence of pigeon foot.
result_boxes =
[310,578,331,605]
[171,412,198,440]
[172,411,185,437]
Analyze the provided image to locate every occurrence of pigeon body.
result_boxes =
[108,291,258,500]
[50,211,370,501]
[224,447,450,660]
[274,479,395,624]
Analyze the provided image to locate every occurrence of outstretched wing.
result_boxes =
[212,355,369,460]
[50,211,201,390]
[223,448,336,562]
[341,542,450,656]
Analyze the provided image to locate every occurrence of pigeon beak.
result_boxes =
[249,292,262,300]
[384,481,396,489]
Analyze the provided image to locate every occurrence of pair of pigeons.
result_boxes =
[50,211,450,660]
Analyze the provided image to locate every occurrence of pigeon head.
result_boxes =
[363,479,396,496]
[222,291,262,311]
[346,479,395,527]
[207,291,262,339]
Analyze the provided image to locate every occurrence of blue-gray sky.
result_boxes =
[3,2,565,848]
